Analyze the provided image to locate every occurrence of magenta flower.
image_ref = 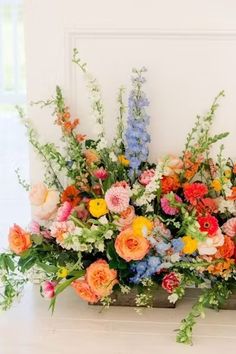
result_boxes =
[93,167,108,180]
[41,281,57,299]
[161,194,182,215]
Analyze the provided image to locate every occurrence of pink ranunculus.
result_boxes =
[93,167,108,180]
[161,194,182,215]
[57,201,73,222]
[41,281,57,299]
[105,184,130,214]
[74,204,89,221]
[29,220,41,234]
[138,169,155,186]
[162,272,180,293]
[29,182,48,206]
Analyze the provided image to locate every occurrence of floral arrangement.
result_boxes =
[1,49,236,345]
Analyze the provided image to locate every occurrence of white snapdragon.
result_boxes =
[109,152,118,162]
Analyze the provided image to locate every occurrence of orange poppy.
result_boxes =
[61,185,81,207]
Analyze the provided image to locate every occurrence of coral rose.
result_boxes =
[9,224,31,255]
[115,228,150,262]
[72,278,99,303]
[215,236,235,259]
[29,182,48,206]
[86,260,118,297]
[161,155,183,176]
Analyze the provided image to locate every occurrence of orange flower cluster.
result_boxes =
[207,259,234,276]
[183,151,203,181]
[55,108,80,135]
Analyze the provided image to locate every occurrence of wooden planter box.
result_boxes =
[90,287,175,308]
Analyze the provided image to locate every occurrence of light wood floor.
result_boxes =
[0,285,236,354]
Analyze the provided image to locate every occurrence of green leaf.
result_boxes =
[37,262,58,274]
[31,234,43,245]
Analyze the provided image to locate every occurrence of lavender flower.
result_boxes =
[125,68,150,179]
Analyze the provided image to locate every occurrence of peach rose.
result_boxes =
[86,259,118,297]
[34,190,60,220]
[9,224,31,255]
[198,229,224,256]
[29,182,48,206]
[72,278,99,304]
[115,228,150,262]
[115,206,136,230]
[161,155,183,176]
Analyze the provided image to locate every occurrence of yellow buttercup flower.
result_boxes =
[132,216,153,237]
[224,169,232,178]
[211,179,222,192]
[118,155,130,167]
[57,267,69,278]
[182,235,198,254]
[89,198,108,218]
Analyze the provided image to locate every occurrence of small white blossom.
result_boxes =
[109,152,118,162]
[168,293,179,304]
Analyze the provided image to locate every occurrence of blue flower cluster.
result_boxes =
[130,237,184,284]
[125,67,150,179]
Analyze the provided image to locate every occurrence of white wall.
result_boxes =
[24,0,236,182]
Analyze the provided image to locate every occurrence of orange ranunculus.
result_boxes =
[84,149,100,165]
[161,174,180,194]
[9,224,31,255]
[72,278,99,304]
[86,259,118,298]
[215,236,235,259]
[61,185,81,207]
[115,228,150,262]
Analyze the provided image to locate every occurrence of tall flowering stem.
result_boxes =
[72,48,106,142]
[125,67,150,179]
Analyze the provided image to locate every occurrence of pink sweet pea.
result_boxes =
[41,281,57,299]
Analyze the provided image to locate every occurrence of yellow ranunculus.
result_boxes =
[57,267,69,278]
[118,155,130,167]
[132,216,153,237]
[89,198,108,218]
[211,179,222,192]
[182,235,198,254]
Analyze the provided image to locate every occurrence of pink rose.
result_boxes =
[162,272,180,294]
[41,281,57,299]
[29,182,48,206]
[139,169,155,186]
[93,167,108,180]
[57,201,73,222]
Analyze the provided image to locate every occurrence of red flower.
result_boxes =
[162,272,180,294]
[196,198,218,216]
[184,183,208,205]
[198,215,219,236]
[61,185,81,207]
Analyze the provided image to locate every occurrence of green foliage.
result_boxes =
[176,282,231,345]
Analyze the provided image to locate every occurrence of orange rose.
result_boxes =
[86,259,118,298]
[115,228,150,262]
[72,278,99,303]
[215,236,235,259]
[9,224,31,255]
